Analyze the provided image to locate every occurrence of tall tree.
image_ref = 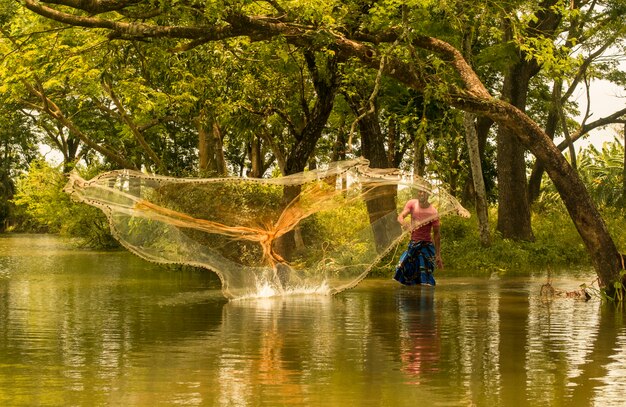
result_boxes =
[495,0,563,241]
[459,15,491,246]
[275,50,341,259]
[623,124,626,206]
[343,67,403,251]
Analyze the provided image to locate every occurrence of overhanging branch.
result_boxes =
[23,0,225,39]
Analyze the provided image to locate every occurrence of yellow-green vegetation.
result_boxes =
[11,160,117,248]
[442,208,591,274]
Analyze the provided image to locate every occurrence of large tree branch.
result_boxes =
[348,30,491,98]
[562,36,618,102]
[22,0,230,39]
[20,108,66,155]
[26,0,607,158]
[41,0,142,14]
[138,116,175,132]
[21,1,484,101]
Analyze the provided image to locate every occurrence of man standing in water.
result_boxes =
[394,189,443,286]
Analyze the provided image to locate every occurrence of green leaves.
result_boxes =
[3,0,624,186]
[12,160,117,246]
[577,137,626,208]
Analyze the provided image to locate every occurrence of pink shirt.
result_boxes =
[403,199,440,242]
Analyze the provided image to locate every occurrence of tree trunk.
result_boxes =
[61,133,81,174]
[196,112,226,177]
[331,131,347,162]
[496,125,534,240]
[275,52,340,262]
[622,123,626,206]
[495,0,563,240]
[282,61,337,175]
[464,112,491,247]
[346,98,402,252]
[330,131,348,190]
[197,119,209,174]
[212,122,227,175]
[496,66,535,241]
[0,162,14,233]
[386,116,397,167]
[248,134,263,178]
[360,111,402,252]
[461,116,492,204]
[413,136,426,177]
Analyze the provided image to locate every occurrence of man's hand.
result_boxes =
[436,254,443,269]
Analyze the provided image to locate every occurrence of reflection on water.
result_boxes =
[1,235,626,406]
[397,287,440,384]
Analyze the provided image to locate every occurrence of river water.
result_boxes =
[1,234,625,406]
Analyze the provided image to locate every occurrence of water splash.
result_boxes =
[234,280,332,300]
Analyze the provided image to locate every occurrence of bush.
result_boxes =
[601,207,626,251]
[443,208,589,275]
[12,160,118,248]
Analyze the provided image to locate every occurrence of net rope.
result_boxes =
[64,158,470,299]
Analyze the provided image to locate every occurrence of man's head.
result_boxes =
[417,189,430,206]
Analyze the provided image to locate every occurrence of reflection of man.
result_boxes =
[397,287,440,384]
[394,189,442,286]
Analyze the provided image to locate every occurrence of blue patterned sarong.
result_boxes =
[394,240,436,286]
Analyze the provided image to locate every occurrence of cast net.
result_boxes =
[64,158,469,299]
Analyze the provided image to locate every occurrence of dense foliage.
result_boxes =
[12,160,117,247]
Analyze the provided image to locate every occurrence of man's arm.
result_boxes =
[397,201,412,228]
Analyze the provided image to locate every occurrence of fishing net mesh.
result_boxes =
[64,158,469,299]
